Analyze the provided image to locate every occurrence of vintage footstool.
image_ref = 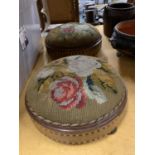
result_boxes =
[25,55,127,144]
[45,23,102,59]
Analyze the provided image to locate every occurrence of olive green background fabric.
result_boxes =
[45,23,101,48]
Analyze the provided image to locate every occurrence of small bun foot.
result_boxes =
[108,127,117,135]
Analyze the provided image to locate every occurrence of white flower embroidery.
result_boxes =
[83,80,107,104]
[67,56,101,77]
[74,24,90,32]
[37,68,54,80]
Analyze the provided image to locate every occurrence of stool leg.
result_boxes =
[108,127,117,135]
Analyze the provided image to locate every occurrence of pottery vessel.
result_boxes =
[103,2,135,37]
[110,20,135,57]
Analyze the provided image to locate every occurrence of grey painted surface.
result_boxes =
[19,0,41,93]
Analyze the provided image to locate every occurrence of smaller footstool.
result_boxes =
[45,23,102,59]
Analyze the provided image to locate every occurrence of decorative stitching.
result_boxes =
[34,114,120,144]
[61,123,70,127]
[44,119,52,123]
[28,94,122,127]
[27,93,125,127]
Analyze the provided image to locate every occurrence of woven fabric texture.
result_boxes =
[26,56,126,124]
[45,23,101,48]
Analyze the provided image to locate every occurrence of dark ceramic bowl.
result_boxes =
[110,19,135,57]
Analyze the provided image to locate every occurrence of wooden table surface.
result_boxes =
[19,25,135,155]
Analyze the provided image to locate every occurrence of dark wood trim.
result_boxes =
[36,0,46,31]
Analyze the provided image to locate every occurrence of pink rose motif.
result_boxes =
[50,76,87,110]
[62,27,74,33]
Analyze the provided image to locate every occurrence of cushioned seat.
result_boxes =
[45,23,102,59]
[25,55,127,144]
